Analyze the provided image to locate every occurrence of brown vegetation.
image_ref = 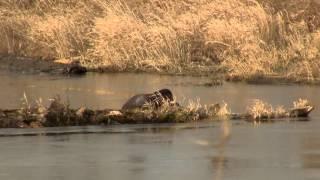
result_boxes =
[0,95,314,128]
[1,0,320,81]
[0,95,231,128]
[245,98,314,120]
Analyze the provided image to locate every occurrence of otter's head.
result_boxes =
[158,89,174,102]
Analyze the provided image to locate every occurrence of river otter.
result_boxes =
[121,89,177,111]
[63,60,87,75]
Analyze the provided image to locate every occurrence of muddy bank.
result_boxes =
[0,55,316,85]
[0,56,88,75]
[0,96,314,128]
[2,56,320,85]
[0,55,220,76]
[0,56,66,74]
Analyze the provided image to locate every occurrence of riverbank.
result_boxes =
[2,56,320,85]
[1,0,320,83]
[0,55,66,74]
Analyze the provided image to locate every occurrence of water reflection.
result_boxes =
[302,136,320,169]
[127,133,173,145]
[303,154,320,169]
[213,118,231,180]
[301,132,320,180]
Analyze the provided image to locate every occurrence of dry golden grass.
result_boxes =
[293,98,310,108]
[184,99,230,118]
[1,0,320,81]
[246,99,287,119]
[246,98,314,120]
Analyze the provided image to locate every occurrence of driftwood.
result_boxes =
[289,106,314,117]
[230,105,314,121]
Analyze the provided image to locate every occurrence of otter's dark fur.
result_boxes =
[63,60,87,75]
[121,89,176,111]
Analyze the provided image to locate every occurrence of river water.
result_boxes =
[0,72,319,180]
